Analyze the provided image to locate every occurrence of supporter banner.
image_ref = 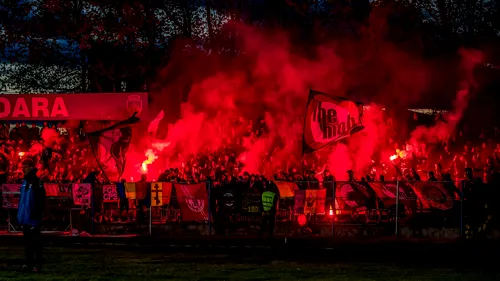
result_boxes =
[44,183,58,197]
[0,93,147,120]
[410,182,454,210]
[44,183,71,197]
[294,189,306,214]
[335,182,369,212]
[241,193,261,213]
[275,182,295,198]
[220,188,237,211]
[316,189,326,214]
[1,184,21,194]
[151,182,172,207]
[58,183,72,197]
[72,183,92,206]
[174,183,209,221]
[368,181,417,215]
[103,185,118,201]
[303,89,364,154]
[304,189,327,214]
[1,184,20,208]
[124,183,136,199]
[135,181,148,200]
[369,181,417,203]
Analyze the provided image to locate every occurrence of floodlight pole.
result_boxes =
[395,180,399,237]
[208,181,212,236]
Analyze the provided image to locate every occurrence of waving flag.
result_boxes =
[275,182,296,198]
[303,89,364,154]
[147,110,164,140]
[88,113,140,182]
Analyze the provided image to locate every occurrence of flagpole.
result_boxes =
[87,135,111,183]
[395,180,399,238]
[86,134,109,236]
[301,89,313,175]
[208,180,212,236]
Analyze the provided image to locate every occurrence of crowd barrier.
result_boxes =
[0,180,493,239]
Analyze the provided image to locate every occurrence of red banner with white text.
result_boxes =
[0,93,147,120]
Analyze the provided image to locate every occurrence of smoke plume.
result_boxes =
[123,18,484,181]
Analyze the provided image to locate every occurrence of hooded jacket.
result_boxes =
[17,168,46,226]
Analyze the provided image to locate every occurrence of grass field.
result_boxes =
[0,245,498,280]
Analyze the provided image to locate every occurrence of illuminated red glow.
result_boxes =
[141,149,158,174]
[116,24,483,182]
[297,214,307,226]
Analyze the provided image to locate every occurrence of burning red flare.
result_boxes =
[141,149,158,173]
[297,214,307,227]
[389,155,397,161]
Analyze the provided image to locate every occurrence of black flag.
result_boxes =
[302,89,364,154]
[88,113,140,182]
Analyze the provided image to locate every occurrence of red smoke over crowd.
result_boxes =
[120,19,486,183]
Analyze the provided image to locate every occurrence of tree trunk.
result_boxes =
[206,0,214,51]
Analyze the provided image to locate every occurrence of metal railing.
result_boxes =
[0,180,494,239]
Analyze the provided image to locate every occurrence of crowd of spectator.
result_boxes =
[147,112,500,188]
[0,111,499,188]
[0,121,98,185]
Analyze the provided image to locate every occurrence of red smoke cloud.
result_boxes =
[409,49,484,149]
[40,127,60,147]
[122,18,483,181]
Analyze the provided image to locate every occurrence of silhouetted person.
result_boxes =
[260,180,279,240]
[116,178,128,220]
[17,158,45,273]
[29,123,40,143]
[428,171,438,182]
[347,170,356,182]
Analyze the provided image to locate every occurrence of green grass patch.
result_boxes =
[0,246,496,280]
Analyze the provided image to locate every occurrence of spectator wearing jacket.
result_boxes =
[17,158,46,273]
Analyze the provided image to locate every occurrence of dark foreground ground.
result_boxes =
[1,238,500,281]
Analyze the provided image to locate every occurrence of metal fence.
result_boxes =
[0,180,494,239]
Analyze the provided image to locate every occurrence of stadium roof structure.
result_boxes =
[407,108,449,115]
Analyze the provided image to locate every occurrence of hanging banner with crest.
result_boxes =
[303,89,364,154]
[410,181,455,210]
[174,183,209,221]
[368,181,418,215]
[335,182,370,213]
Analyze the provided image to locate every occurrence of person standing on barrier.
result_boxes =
[83,170,102,224]
[135,174,151,223]
[260,180,279,239]
[17,158,46,273]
